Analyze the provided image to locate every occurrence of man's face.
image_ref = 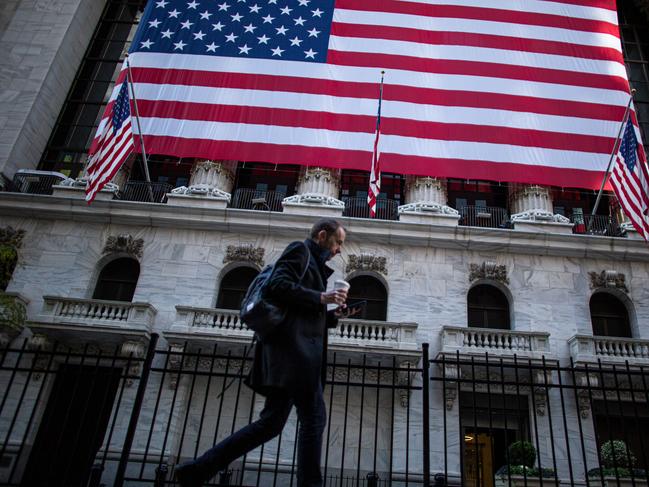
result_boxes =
[318,227,346,260]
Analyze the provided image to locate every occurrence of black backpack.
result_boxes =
[240,242,310,341]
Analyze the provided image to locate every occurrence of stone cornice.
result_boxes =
[2,192,649,261]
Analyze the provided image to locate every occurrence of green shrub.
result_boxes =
[508,441,536,468]
[601,440,636,469]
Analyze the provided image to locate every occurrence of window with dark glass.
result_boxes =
[217,267,259,310]
[618,0,649,152]
[93,257,140,302]
[347,275,387,321]
[447,179,508,210]
[467,284,510,329]
[231,162,300,211]
[39,0,147,178]
[590,292,632,337]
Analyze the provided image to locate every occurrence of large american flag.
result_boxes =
[87,77,134,202]
[610,116,649,240]
[94,0,639,189]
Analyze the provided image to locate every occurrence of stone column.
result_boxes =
[167,159,237,208]
[509,184,572,233]
[398,176,459,225]
[282,166,344,216]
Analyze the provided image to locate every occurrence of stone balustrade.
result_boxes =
[171,306,252,340]
[330,318,418,351]
[35,296,156,337]
[440,325,551,359]
[569,334,649,366]
[170,306,419,354]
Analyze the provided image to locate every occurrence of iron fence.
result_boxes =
[571,214,624,237]
[10,170,67,195]
[230,188,287,212]
[458,206,510,229]
[119,181,173,203]
[341,197,399,221]
[2,336,649,487]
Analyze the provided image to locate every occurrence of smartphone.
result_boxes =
[342,300,366,317]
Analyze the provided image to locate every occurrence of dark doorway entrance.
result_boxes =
[22,364,121,487]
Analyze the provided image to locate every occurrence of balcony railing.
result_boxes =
[440,325,551,359]
[458,205,509,229]
[230,188,286,211]
[170,307,418,354]
[330,318,418,351]
[35,296,156,336]
[341,196,399,220]
[118,181,172,203]
[10,170,68,195]
[570,214,623,237]
[569,334,649,366]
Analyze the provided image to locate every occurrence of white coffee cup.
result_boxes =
[333,279,350,291]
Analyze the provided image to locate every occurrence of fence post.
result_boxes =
[422,343,430,487]
[114,333,159,487]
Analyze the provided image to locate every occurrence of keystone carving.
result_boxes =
[103,234,144,259]
[469,262,509,284]
[223,245,265,267]
[588,270,628,293]
[346,254,387,275]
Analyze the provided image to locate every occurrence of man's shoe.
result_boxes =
[174,462,203,487]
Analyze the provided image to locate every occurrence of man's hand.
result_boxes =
[321,289,347,306]
[333,304,362,318]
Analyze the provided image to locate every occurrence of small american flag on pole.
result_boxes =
[610,115,649,241]
[368,72,384,218]
[86,76,134,203]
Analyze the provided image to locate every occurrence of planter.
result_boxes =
[495,475,559,487]
[587,478,648,487]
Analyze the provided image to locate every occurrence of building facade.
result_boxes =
[1,1,649,487]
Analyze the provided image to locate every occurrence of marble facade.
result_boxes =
[1,191,649,485]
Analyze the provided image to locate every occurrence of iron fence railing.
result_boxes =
[341,197,399,220]
[230,188,286,212]
[458,205,510,229]
[2,337,649,487]
[118,181,172,203]
[10,170,68,195]
[571,213,623,237]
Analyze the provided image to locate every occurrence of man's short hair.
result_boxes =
[310,218,343,239]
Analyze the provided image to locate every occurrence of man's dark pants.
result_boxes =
[187,383,327,487]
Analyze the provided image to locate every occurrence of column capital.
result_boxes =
[282,166,344,215]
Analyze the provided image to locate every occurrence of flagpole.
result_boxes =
[368,70,385,218]
[125,54,155,202]
[587,90,636,232]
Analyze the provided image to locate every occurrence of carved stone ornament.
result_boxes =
[103,234,144,259]
[346,254,388,275]
[469,262,509,284]
[223,245,265,267]
[121,340,145,387]
[588,270,628,293]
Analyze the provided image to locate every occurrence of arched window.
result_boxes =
[347,275,387,321]
[217,267,259,310]
[590,293,631,337]
[467,284,510,329]
[92,258,140,302]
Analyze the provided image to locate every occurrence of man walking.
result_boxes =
[175,218,348,487]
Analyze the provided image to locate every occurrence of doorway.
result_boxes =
[22,363,121,487]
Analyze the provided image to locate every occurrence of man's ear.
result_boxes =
[317,229,327,242]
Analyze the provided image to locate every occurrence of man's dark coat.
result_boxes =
[247,239,338,395]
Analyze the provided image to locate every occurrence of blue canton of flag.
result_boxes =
[620,117,638,172]
[131,0,335,63]
[112,79,131,131]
